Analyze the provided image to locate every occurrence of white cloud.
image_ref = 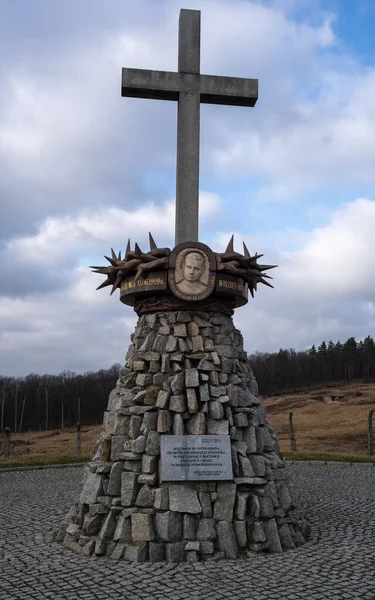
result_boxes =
[234,198,375,353]
[1,190,221,272]
[2,0,372,223]
[2,0,375,375]
[1,195,375,375]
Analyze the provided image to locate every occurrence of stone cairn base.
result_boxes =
[57,310,309,562]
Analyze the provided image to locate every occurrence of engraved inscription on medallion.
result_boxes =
[120,270,168,306]
[161,435,233,481]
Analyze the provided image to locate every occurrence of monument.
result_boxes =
[57,9,309,562]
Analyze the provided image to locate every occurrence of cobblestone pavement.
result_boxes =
[0,463,374,600]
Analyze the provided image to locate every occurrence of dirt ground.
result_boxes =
[3,382,375,461]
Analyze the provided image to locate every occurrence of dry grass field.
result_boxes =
[263,381,375,456]
[1,382,375,466]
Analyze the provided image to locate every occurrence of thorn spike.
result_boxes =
[225,234,234,253]
[149,232,157,250]
[243,241,250,257]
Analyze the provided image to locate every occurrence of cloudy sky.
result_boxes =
[1,0,375,377]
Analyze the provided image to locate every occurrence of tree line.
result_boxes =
[250,335,375,395]
[0,364,120,433]
[1,335,375,432]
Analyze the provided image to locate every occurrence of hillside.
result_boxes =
[263,381,375,455]
[1,382,374,464]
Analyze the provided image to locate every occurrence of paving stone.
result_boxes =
[3,463,374,599]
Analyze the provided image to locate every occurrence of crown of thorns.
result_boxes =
[90,233,277,298]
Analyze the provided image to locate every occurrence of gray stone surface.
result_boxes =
[213,482,236,521]
[79,471,103,504]
[1,462,375,598]
[131,512,155,541]
[121,472,139,506]
[155,511,182,542]
[169,484,201,513]
[107,462,123,496]
[216,521,239,559]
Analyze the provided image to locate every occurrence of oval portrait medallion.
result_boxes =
[168,242,216,302]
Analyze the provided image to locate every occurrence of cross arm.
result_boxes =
[122,68,258,107]
[122,68,181,101]
[199,74,258,107]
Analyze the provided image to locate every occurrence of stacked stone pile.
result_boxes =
[57,310,308,561]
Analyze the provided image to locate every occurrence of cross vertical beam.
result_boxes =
[121,8,258,245]
[176,10,200,245]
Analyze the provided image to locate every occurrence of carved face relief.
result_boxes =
[168,242,216,302]
[175,249,209,297]
[183,252,204,282]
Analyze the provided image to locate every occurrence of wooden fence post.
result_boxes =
[368,409,375,456]
[289,411,297,452]
[76,422,81,458]
[5,427,10,459]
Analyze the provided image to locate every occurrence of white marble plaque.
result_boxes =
[161,435,233,481]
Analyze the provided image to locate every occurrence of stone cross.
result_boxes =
[122,9,258,245]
